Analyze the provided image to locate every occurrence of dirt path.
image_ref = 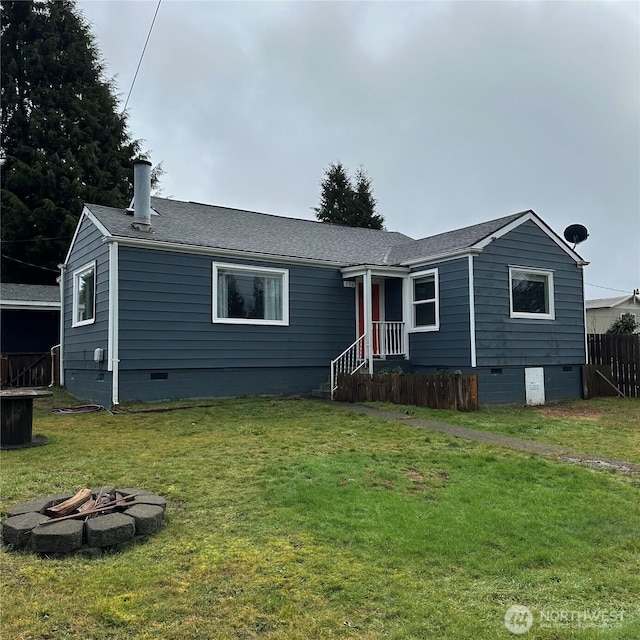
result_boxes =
[330,402,640,476]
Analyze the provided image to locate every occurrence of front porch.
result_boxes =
[331,266,410,398]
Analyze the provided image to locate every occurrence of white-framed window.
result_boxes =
[621,312,636,321]
[509,267,555,320]
[212,262,289,326]
[409,269,439,331]
[72,261,96,327]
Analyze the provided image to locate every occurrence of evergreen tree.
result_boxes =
[352,166,384,230]
[314,161,354,226]
[606,313,640,335]
[1,0,142,284]
[314,161,384,230]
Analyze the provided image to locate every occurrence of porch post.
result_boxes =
[364,268,374,374]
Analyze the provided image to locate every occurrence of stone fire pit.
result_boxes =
[2,488,166,556]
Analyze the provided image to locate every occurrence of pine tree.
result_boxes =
[314,161,385,230]
[351,166,384,230]
[314,161,354,226]
[1,0,142,284]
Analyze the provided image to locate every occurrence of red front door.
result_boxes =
[358,283,380,357]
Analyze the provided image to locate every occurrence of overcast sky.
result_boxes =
[77,0,639,300]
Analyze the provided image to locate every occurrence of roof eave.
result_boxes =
[0,301,60,310]
[102,235,349,269]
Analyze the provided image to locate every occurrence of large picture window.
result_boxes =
[213,263,289,325]
[410,269,439,331]
[509,267,555,319]
[72,262,96,327]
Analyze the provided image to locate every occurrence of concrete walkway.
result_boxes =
[328,402,640,475]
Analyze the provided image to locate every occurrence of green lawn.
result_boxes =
[366,397,640,464]
[1,391,639,639]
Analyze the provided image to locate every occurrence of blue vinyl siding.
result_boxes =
[63,370,113,406]
[118,366,329,402]
[409,257,471,367]
[62,217,110,400]
[117,247,355,373]
[474,221,585,367]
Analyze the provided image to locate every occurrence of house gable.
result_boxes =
[472,219,585,367]
[62,213,112,405]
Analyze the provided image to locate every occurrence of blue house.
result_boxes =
[60,160,588,406]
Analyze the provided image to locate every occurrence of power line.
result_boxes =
[96,0,162,191]
[585,282,636,294]
[122,0,162,114]
[1,254,59,272]
[1,236,73,243]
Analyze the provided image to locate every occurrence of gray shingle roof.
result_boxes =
[85,198,537,267]
[87,198,414,266]
[387,212,526,263]
[1,283,60,304]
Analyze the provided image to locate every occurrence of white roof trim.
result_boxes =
[341,265,409,278]
[472,211,588,265]
[62,207,112,265]
[0,300,60,310]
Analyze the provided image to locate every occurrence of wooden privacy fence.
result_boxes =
[0,352,54,389]
[581,365,621,399]
[336,372,478,411]
[586,334,639,398]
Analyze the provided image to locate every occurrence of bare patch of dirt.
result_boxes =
[406,468,449,492]
[536,404,605,421]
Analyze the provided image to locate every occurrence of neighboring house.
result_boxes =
[0,283,61,353]
[59,161,588,407]
[585,292,640,334]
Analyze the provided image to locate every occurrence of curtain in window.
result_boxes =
[217,268,282,321]
[217,271,230,318]
[264,276,282,321]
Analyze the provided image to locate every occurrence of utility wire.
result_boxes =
[585,282,636,294]
[1,254,59,272]
[122,0,162,114]
[1,236,73,243]
[95,0,162,191]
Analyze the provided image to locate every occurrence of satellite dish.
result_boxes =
[563,224,589,247]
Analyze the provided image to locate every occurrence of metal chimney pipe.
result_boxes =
[132,158,152,231]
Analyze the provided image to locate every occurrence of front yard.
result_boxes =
[371,397,640,463]
[1,392,639,639]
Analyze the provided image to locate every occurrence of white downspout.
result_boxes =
[364,268,374,374]
[108,241,120,405]
[468,255,477,368]
[402,277,410,360]
[58,264,66,386]
[582,268,588,365]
